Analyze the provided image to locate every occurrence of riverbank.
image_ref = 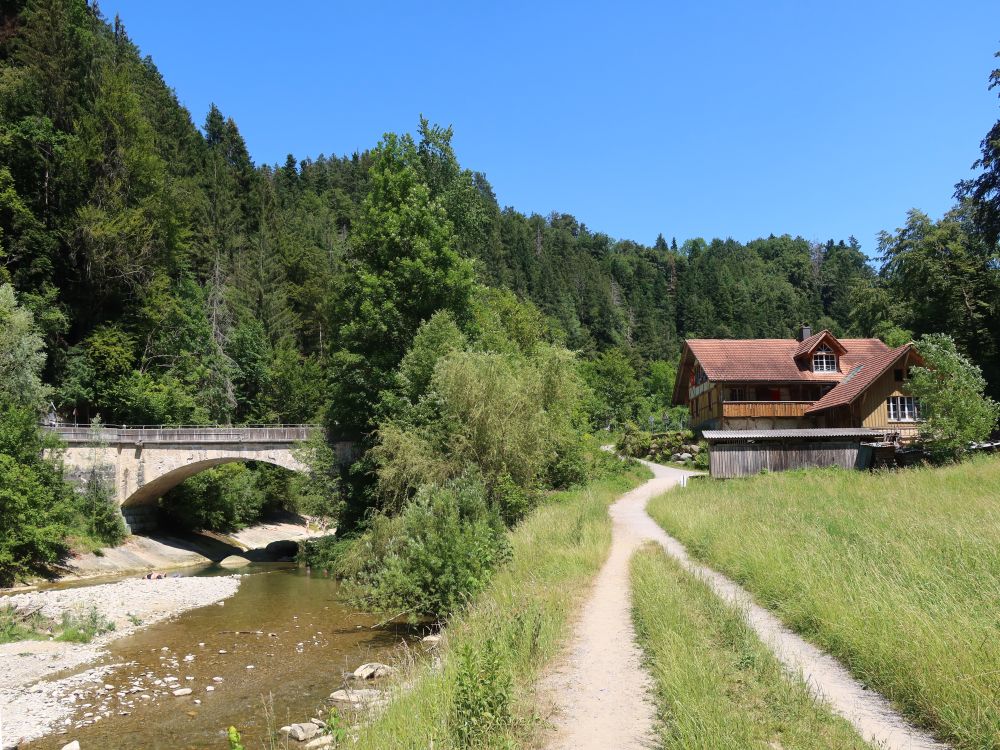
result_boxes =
[6,515,331,592]
[0,576,241,747]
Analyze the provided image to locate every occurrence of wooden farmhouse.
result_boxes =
[671,326,924,476]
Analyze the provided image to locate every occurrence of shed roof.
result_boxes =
[703,428,890,441]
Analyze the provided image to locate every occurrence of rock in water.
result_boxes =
[352,662,394,680]
[329,688,384,708]
[172,687,193,696]
[60,742,81,750]
[305,736,333,749]
[218,555,251,568]
[288,722,319,741]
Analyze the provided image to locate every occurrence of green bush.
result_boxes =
[617,426,652,457]
[544,435,590,490]
[297,534,355,571]
[486,472,538,527]
[345,476,511,619]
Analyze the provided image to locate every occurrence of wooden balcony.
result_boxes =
[722,401,813,419]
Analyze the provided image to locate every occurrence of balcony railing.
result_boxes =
[722,401,813,419]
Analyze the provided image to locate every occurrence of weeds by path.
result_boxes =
[648,457,1000,750]
[631,544,868,749]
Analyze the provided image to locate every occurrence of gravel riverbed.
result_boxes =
[0,575,241,748]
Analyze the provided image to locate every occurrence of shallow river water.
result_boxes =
[24,565,414,750]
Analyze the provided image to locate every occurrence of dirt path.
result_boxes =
[541,460,948,750]
[538,464,691,749]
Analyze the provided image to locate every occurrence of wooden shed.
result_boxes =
[702,428,893,478]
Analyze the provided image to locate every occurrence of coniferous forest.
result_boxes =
[1,0,1000,583]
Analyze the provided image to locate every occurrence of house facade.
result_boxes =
[672,326,923,440]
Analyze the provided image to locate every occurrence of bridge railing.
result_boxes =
[43,424,321,444]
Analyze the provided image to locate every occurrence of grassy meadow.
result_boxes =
[349,466,651,750]
[631,545,868,749]
[647,456,1000,749]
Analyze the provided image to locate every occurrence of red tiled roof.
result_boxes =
[685,337,891,383]
[793,329,846,358]
[805,344,912,413]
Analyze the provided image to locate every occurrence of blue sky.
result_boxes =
[106,1,1000,256]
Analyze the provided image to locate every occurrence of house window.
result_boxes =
[727,387,745,401]
[894,368,905,382]
[887,396,920,421]
[812,344,837,372]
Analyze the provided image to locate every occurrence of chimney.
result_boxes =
[798,324,812,342]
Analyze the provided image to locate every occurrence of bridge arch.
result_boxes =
[120,454,306,509]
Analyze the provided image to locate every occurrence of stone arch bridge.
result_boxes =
[47,425,351,532]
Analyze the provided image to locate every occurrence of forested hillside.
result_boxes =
[3,0,998,438]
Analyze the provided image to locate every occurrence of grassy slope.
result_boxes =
[631,545,868,749]
[352,466,652,750]
[647,457,1000,750]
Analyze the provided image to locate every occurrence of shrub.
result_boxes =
[486,472,538,527]
[291,431,343,521]
[544,435,589,490]
[346,476,511,619]
[909,333,1000,462]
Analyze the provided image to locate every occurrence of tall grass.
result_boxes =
[647,457,1000,749]
[350,466,651,749]
[631,545,868,749]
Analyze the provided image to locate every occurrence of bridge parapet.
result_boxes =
[47,424,319,445]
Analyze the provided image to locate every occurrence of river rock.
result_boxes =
[421,633,442,647]
[329,688,384,708]
[172,688,192,696]
[219,555,251,568]
[288,722,319,741]
[352,662,394,680]
[305,737,333,749]
[60,742,81,750]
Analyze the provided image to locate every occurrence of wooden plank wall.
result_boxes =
[859,354,921,440]
[709,441,872,478]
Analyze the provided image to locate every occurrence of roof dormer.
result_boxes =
[793,330,846,373]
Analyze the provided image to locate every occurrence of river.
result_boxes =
[21,565,415,750]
